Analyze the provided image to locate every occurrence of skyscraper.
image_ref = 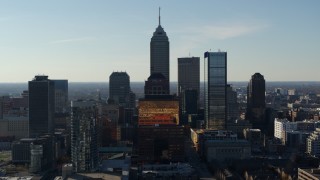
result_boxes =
[109,72,134,108]
[227,84,239,124]
[53,80,69,129]
[247,73,265,109]
[204,52,227,130]
[150,8,170,86]
[71,100,98,172]
[246,73,266,129]
[53,80,68,113]
[28,75,55,138]
[177,57,200,97]
[178,57,200,125]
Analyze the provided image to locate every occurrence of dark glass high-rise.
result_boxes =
[246,72,266,129]
[109,72,132,107]
[204,52,227,130]
[28,75,55,138]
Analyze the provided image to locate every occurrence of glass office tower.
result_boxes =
[204,52,227,130]
[29,75,55,138]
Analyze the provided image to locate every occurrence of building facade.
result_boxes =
[298,168,320,180]
[28,75,55,138]
[0,117,29,140]
[144,73,170,97]
[71,100,98,172]
[150,11,170,86]
[53,80,68,113]
[205,140,251,162]
[246,73,266,129]
[227,84,239,124]
[306,128,320,158]
[204,51,227,130]
[275,118,319,146]
[177,57,200,97]
[190,129,250,161]
[137,125,184,163]
[12,136,54,172]
[109,72,132,107]
[138,99,179,126]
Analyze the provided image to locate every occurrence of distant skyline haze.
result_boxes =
[0,1,319,82]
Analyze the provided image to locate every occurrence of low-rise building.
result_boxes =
[138,163,197,179]
[298,168,320,180]
[190,129,251,161]
[307,128,320,157]
[12,136,55,172]
[137,125,184,163]
[205,140,251,162]
[274,118,320,145]
[0,116,29,140]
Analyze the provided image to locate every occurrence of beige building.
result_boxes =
[298,168,320,180]
[0,117,29,139]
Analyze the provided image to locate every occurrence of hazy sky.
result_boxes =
[1,1,319,82]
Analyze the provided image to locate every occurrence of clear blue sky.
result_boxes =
[0,1,319,82]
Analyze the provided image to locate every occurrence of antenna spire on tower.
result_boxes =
[159,7,161,25]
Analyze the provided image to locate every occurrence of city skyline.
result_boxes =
[1,1,320,82]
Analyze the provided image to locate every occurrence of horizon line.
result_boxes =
[1,80,320,84]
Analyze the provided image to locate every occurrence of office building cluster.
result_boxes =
[2,9,320,180]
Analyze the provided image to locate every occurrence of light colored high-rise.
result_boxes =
[71,100,98,172]
[204,52,227,130]
[177,57,200,97]
[307,128,320,157]
[150,8,170,83]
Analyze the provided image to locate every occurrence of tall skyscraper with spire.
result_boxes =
[150,8,170,89]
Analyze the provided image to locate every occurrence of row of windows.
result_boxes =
[216,148,243,153]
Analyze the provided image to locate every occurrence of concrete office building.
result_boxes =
[190,129,237,152]
[274,118,319,146]
[307,128,320,158]
[205,140,251,162]
[28,75,55,138]
[298,168,320,180]
[274,118,298,142]
[178,57,200,125]
[177,57,200,97]
[150,9,170,87]
[0,117,29,140]
[190,129,250,161]
[204,51,227,130]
